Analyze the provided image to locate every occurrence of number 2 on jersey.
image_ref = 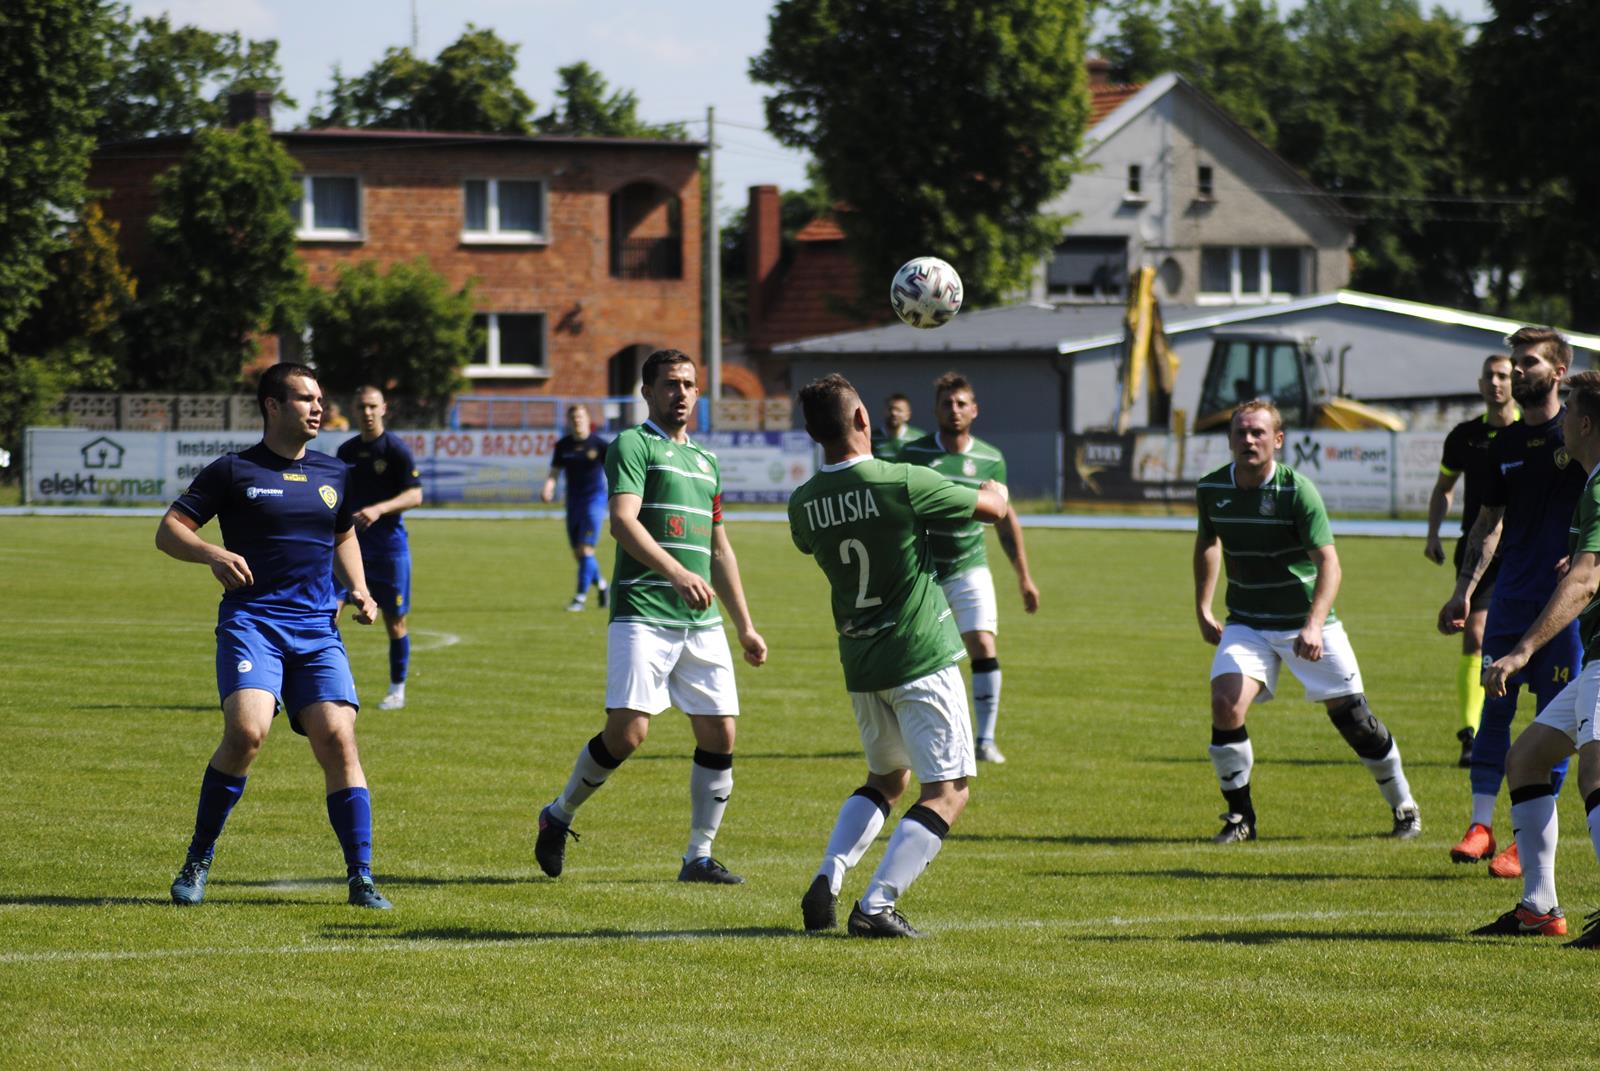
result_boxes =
[839,538,882,609]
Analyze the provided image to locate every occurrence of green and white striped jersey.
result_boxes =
[789,456,977,692]
[605,422,723,629]
[901,432,1007,578]
[1569,464,1600,660]
[1196,462,1336,630]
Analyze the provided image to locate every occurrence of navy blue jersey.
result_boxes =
[336,431,421,548]
[552,433,609,505]
[172,443,353,614]
[1482,409,1587,605]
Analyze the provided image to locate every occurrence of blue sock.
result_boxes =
[389,635,410,685]
[326,787,374,878]
[577,555,598,594]
[188,765,247,862]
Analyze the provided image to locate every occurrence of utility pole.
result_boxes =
[410,0,419,51]
[706,104,722,426]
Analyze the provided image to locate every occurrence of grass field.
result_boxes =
[3,516,1597,1069]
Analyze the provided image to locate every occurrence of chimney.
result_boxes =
[747,185,781,345]
[1086,57,1112,89]
[227,89,274,129]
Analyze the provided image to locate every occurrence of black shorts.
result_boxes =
[1454,537,1500,613]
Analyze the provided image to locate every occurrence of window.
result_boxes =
[1047,237,1127,302]
[462,178,547,242]
[1198,246,1307,304]
[293,176,361,239]
[469,312,547,378]
[1126,164,1143,198]
[1197,165,1215,200]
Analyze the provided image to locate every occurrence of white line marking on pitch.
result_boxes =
[408,630,460,652]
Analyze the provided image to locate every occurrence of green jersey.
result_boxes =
[605,422,723,629]
[789,456,978,692]
[900,432,1007,578]
[1196,462,1336,630]
[871,423,924,461]
[1568,465,1600,659]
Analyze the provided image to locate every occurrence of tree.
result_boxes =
[94,10,296,142]
[310,27,535,133]
[537,62,687,138]
[0,0,111,358]
[718,181,833,339]
[752,0,1090,308]
[128,121,305,391]
[306,259,475,421]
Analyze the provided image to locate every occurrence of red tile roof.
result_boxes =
[1089,83,1143,127]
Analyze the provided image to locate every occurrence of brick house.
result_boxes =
[87,94,705,418]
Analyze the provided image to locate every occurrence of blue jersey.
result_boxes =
[552,433,609,506]
[336,431,421,551]
[1482,409,1588,608]
[172,443,353,615]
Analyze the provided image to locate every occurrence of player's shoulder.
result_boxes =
[899,433,942,457]
[303,449,348,477]
[334,434,359,460]
[1275,463,1323,498]
[1196,463,1233,489]
[965,434,1005,462]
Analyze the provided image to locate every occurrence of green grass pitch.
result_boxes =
[2,516,1596,1069]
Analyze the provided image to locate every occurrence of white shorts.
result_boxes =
[1210,621,1364,703]
[605,621,739,717]
[849,664,976,783]
[940,566,998,636]
[1531,659,1600,747]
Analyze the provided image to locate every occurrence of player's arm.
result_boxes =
[156,509,254,589]
[709,525,767,667]
[1193,529,1223,646]
[331,528,377,624]
[1294,543,1340,661]
[1425,469,1460,564]
[1485,550,1600,697]
[974,479,1009,523]
[354,486,423,530]
[994,504,1040,613]
[1439,503,1504,634]
[608,492,715,610]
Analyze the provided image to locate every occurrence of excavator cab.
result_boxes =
[1194,328,1403,432]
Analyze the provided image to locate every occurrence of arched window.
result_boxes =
[609,182,682,279]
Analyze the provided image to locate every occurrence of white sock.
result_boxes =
[1512,790,1559,914]
[1470,792,1497,828]
[818,791,889,895]
[1209,738,1254,796]
[686,754,733,860]
[972,668,1001,744]
[859,807,947,915]
[554,736,621,822]
[1360,740,1415,810]
[386,681,404,697]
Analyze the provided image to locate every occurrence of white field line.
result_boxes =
[0,906,1466,966]
[407,629,461,652]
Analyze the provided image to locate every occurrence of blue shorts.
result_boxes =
[567,496,607,549]
[215,610,360,734]
[348,533,410,617]
[1483,596,1581,712]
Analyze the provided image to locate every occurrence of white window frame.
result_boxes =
[466,311,549,379]
[294,175,363,241]
[461,177,549,245]
[1197,246,1306,306]
[1123,163,1147,204]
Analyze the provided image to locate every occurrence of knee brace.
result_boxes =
[1326,694,1393,760]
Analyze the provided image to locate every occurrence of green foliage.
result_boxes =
[307,258,474,421]
[310,26,535,133]
[94,9,296,142]
[719,182,834,339]
[537,62,687,139]
[752,0,1090,308]
[10,201,134,390]
[0,0,111,358]
[129,122,305,391]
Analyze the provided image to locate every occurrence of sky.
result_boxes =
[128,0,1495,221]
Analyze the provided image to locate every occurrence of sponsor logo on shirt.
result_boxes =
[246,486,284,499]
[282,472,307,482]
[237,659,253,673]
[1501,460,1525,474]
[319,484,338,509]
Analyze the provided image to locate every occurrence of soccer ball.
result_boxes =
[890,256,963,329]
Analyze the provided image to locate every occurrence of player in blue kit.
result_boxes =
[541,403,611,611]
[337,386,423,710]
[1440,327,1581,877]
[156,363,391,910]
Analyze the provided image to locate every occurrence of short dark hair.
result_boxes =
[1506,326,1572,370]
[1566,369,1600,429]
[799,374,860,444]
[354,384,383,401]
[641,348,695,386]
[886,392,910,405]
[257,362,318,419]
[934,371,972,402]
[1481,354,1511,375]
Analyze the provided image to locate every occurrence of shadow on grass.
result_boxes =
[1037,867,1465,884]
[625,751,858,762]
[225,874,533,889]
[80,703,214,713]
[1147,755,1364,768]
[0,892,331,908]
[956,833,1285,846]
[318,923,799,943]
[1073,929,1463,946]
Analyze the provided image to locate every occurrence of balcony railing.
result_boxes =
[610,237,682,280]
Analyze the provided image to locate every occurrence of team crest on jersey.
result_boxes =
[963,458,977,477]
[318,484,338,509]
[373,459,388,474]
[697,456,709,472]
[1556,446,1572,468]
[1259,495,1277,516]
[586,449,598,460]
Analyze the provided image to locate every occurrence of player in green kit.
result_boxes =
[901,373,1040,764]
[870,393,922,460]
[1196,400,1420,844]
[789,374,1010,937]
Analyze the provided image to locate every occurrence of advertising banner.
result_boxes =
[699,431,816,503]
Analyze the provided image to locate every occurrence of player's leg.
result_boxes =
[564,508,598,611]
[1208,624,1276,843]
[535,623,670,877]
[1458,603,1488,767]
[670,626,743,883]
[943,567,1003,761]
[1567,739,1600,947]
[851,665,974,937]
[374,548,411,709]
[586,496,609,607]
